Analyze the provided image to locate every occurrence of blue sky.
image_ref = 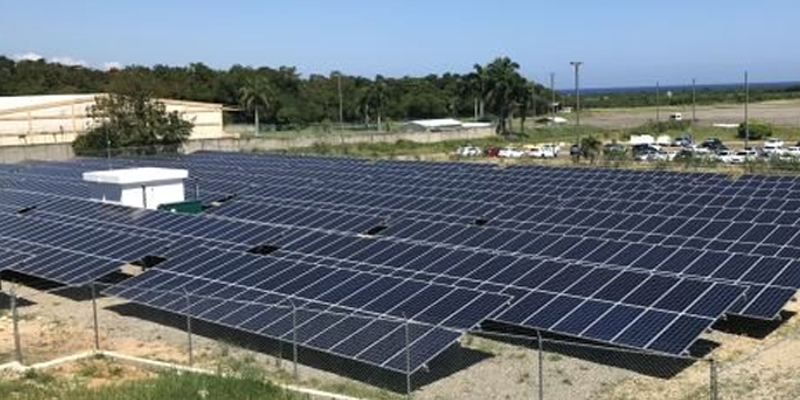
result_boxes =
[1,1,798,88]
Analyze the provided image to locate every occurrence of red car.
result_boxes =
[484,146,501,157]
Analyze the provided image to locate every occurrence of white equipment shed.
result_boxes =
[82,167,188,210]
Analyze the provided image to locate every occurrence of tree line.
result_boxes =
[0,55,559,134]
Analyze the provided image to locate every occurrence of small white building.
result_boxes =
[402,118,492,132]
[82,167,188,210]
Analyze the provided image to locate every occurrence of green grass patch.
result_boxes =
[0,370,297,400]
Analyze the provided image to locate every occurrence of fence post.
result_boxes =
[709,358,718,400]
[537,331,544,400]
[184,289,194,367]
[90,282,100,351]
[10,285,22,364]
[291,299,298,381]
[404,313,412,399]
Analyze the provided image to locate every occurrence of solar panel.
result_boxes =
[3,152,799,369]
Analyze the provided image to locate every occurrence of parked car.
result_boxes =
[570,144,582,156]
[713,150,735,163]
[457,145,482,157]
[673,134,693,147]
[541,144,561,156]
[484,146,501,157]
[524,146,556,158]
[683,144,711,154]
[498,147,525,158]
[763,142,785,156]
[633,146,660,161]
[765,138,785,148]
[729,150,758,164]
[701,138,726,151]
[603,143,626,154]
[632,144,661,160]
[655,149,680,161]
[784,146,800,158]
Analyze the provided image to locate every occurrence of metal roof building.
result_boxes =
[0,94,231,146]
[402,118,492,132]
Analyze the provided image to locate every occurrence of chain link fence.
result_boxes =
[1,277,799,399]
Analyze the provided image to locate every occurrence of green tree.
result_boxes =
[73,92,193,156]
[738,121,774,141]
[580,136,602,164]
[238,77,276,134]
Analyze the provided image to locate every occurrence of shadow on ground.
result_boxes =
[712,310,796,339]
[106,302,490,393]
[476,322,713,380]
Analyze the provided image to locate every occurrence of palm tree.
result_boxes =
[483,57,525,135]
[517,83,536,133]
[467,65,488,119]
[238,77,275,134]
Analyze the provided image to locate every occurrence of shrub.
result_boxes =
[738,121,774,140]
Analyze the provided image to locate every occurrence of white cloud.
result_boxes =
[102,61,123,71]
[13,52,44,61]
[50,56,88,67]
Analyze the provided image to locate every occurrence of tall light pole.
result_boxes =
[744,71,750,149]
[550,72,556,119]
[692,78,697,123]
[337,73,344,132]
[570,62,583,128]
[656,81,661,124]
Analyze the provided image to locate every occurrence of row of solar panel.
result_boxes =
[104,269,461,373]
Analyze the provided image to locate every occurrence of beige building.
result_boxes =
[0,94,231,146]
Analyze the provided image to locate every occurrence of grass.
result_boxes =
[0,370,297,400]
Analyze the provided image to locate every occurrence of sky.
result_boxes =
[1,0,798,88]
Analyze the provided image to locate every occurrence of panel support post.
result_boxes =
[11,285,22,364]
[537,330,544,400]
[709,359,718,400]
[91,282,100,351]
[291,299,298,381]
[404,313,412,399]
[184,289,194,367]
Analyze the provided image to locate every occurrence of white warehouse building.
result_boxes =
[0,94,231,146]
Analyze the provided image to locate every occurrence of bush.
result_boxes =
[738,121,774,140]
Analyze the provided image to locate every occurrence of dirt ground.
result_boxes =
[2,284,800,400]
[581,99,800,129]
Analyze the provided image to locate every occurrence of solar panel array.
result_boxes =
[1,151,799,373]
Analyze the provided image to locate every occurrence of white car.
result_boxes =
[457,145,482,157]
[498,147,525,158]
[525,147,556,158]
[714,150,735,163]
[729,150,758,164]
[765,138,785,148]
[784,146,800,158]
[682,144,710,154]
[541,144,560,156]
[763,143,784,156]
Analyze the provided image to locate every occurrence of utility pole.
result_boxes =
[550,72,556,119]
[744,71,750,149]
[656,81,661,124]
[570,62,583,128]
[692,78,697,123]
[337,73,344,132]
